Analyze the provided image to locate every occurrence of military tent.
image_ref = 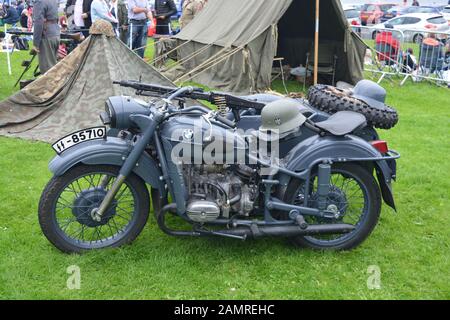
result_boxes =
[0,22,174,143]
[160,0,366,93]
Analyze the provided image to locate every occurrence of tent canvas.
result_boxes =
[163,0,366,93]
[0,33,175,143]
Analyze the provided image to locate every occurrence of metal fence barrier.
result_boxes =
[352,25,450,87]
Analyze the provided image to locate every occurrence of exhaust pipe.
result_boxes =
[157,204,355,239]
[216,223,355,239]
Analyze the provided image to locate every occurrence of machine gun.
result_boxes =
[6,29,85,42]
[113,80,266,117]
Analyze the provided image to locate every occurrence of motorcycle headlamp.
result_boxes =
[101,96,149,130]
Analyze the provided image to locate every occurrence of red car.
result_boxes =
[360,3,396,25]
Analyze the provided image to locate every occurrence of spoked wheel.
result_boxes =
[284,164,381,250]
[39,165,149,253]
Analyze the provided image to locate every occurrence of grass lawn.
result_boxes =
[0,46,449,300]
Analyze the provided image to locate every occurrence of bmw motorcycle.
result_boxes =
[38,81,400,253]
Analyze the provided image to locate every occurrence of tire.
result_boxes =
[307,84,399,130]
[38,165,150,254]
[283,164,382,250]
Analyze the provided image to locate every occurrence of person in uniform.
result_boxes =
[154,0,177,36]
[32,0,60,74]
[179,0,206,29]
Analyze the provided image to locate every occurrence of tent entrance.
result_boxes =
[276,0,345,84]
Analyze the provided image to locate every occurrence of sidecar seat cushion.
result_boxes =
[315,111,367,136]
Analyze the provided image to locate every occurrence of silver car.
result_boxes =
[373,13,450,43]
[344,8,362,26]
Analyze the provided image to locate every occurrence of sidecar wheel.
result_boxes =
[38,165,150,254]
[284,164,381,251]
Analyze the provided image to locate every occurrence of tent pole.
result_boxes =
[313,0,320,85]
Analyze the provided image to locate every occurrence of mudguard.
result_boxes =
[283,134,397,210]
[48,137,165,191]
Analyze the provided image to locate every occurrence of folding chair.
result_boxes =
[303,43,338,90]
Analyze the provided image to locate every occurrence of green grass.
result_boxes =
[0,47,449,300]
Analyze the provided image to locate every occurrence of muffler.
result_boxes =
[215,223,355,239]
[158,204,355,240]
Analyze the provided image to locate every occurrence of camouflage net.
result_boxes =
[89,19,115,37]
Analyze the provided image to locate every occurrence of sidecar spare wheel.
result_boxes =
[38,165,149,253]
[307,84,399,130]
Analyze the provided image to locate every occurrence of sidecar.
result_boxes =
[230,91,398,211]
[229,93,380,158]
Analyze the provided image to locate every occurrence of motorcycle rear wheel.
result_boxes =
[38,165,150,254]
[283,164,381,250]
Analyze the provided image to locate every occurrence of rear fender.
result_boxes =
[48,137,165,192]
[281,135,396,210]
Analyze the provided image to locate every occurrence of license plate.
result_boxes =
[52,126,106,155]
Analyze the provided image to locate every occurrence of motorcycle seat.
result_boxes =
[315,111,367,136]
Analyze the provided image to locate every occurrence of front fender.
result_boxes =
[49,137,165,191]
[283,135,397,210]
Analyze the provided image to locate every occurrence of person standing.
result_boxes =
[110,0,128,43]
[154,0,177,36]
[179,0,206,29]
[128,0,152,58]
[109,0,119,34]
[117,0,128,44]
[32,0,60,74]
[73,0,85,31]
[64,0,76,30]
[91,0,117,24]
[412,0,420,6]
[81,0,93,35]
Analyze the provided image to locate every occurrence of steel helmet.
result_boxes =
[258,99,306,141]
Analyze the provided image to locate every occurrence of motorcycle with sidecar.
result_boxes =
[38,81,400,253]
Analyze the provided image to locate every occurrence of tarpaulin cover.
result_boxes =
[0,35,174,142]
[169,0,366,93]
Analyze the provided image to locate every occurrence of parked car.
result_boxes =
[344,7,362,26]
[441,6,450,23]
[381,6,441,23]
[360,3,396,26]
[373,13,450,43]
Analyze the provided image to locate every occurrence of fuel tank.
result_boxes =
[160,115,247,165]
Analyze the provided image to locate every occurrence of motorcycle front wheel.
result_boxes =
[284,164,382,250]
[38,165,150,254]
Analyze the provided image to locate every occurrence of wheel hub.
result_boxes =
[310,185,348,221]
[72,187,117,227]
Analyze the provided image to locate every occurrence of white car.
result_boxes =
[373,13,450,43]
[441,6,450,23]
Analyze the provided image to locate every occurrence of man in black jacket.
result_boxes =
[154,0,177,36]
[81,0,93,36]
